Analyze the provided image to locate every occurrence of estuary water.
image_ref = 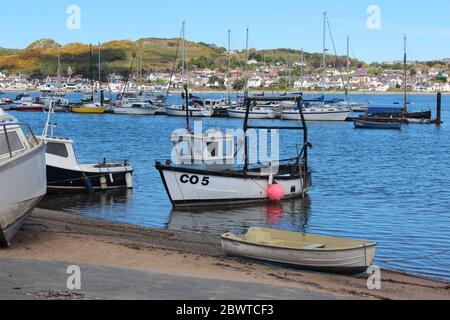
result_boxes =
[4,92,450,281]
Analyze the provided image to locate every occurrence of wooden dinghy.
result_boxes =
[221,228,377,274]
[354,119,402,130]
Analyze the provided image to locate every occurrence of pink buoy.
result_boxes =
[267,184,285,202]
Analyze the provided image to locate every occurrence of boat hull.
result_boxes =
[282,110,350,121]
[0,143,47,247]
[71,106,105,114]
[156,163,311,207]
[227,110,275,119]
[354,120,402,130]
[221,237,376,274]
[12,106,44,112]
[113,107,157,115]
[166,107,213,117]
[46,165,133,194]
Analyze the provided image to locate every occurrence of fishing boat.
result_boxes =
[114,101,157,115]
[205,98,233,117]
[227,106,275,119]
[0,109,47,246]
[13,102,44,112]
[354,119,402,130]
[221,228,377,274]
[281,106,351,121]
[156,95,312,207]
[41,104,134,193]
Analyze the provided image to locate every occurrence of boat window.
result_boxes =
[0,131,25,157]
[46,142,69,158]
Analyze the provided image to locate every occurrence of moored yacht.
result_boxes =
[0,109,47,246]
[166,103,213,117]
[114,101,157,115]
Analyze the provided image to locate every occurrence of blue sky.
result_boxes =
[1,0,450,62]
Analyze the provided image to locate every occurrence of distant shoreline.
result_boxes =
[2,88,448,96]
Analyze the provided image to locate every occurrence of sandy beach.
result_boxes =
[0,208,448,300]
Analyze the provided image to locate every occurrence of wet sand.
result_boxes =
[0,208,449,300]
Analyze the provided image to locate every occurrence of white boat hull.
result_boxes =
[227,109,275,119]
[282,110,350,121]
[221,236,376,274]
[114,107,157,115]
[166,106,213,117]
[156,164,311,207]
[0,143,47,246]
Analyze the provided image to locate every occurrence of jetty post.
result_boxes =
[436,92,442,125]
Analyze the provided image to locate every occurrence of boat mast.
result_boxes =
[89,44,94,99]
[300,48,304,92]
[228,29,232,103]
[321,12,327,99]
[403,34,408,113]
[244,27,249,97]
[345,35,350,101]
[98,42,101,84]
[57,55,62,91]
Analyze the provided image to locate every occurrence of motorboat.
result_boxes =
[156,95,312,207]
[227,106,275,119]
[114,101,157,115]
[204,98,233,117]
[282,106,351,121]
[221,227,377,274]
[335,101,368,113]
[41,105,134,193]
[0,109,47,246]
[166,104,213,117]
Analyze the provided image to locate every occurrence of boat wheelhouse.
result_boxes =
[156,95,312,208]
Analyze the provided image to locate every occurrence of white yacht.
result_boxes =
[0,109,47,246]
[282,105,351,121]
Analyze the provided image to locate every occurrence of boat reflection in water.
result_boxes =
[167,197,312,236]
[38,189,133,220]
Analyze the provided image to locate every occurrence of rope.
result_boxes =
[378,249,450,263]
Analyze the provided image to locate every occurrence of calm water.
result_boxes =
[4,92,450,281]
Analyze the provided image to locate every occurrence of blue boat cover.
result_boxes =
[367,107,403,115]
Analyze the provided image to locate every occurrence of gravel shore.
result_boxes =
[0,208,448,300]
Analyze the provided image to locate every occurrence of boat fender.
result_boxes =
[83,174,94,193]
[267,183,285,202]
[100,176,108,190]
[126,172,133,189]
[109,172,114,183]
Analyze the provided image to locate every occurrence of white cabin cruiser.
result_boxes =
[41,106,134,193]
[156,95,312,207]
[114,101,157,115]
[0,109,46,246]
[166,104,213,117]
[282,105,351,121]
[227,106,275,119]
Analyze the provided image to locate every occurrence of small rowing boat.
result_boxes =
[354,119,402,130]
[221,228,377,274]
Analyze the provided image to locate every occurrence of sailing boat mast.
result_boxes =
[89,44,94,99]
[98,42,101,83]
[244,27,249,97]
[345,35,350,100]
[321,12,327,99]
[300,48,304,92]
[228,29,232,103]
[403,34,408,113]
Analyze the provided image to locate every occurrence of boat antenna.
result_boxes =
[403,34,408,113]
